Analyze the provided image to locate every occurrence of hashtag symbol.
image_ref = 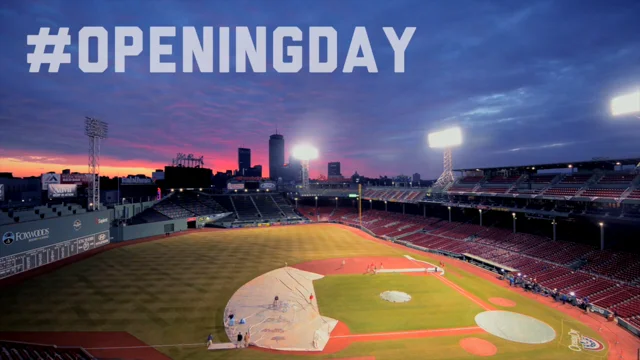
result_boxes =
[27,27,72,73]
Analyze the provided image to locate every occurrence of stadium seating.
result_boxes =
[625,189,640,199]
[528,174,558,184]
[271,195,298,218]
[580,188,626,198]
[363,188,426,203]
[0,340,92,360]
[476,186,509,194]
[447,186,474,193]
[459,176,484,184]
[598,173,638,185]
[230,196,262,221]
[542,187,581,197]
[486,175,521,184]
[560,174,593,184]
[251,195,284,218]
[296,205,318,221]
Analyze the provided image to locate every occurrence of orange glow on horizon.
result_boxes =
[0,158,160,178]
[2,156,329,179]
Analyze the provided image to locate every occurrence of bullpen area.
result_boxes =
[0,223,635,360]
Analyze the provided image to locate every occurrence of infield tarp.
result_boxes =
[224,267,338,352]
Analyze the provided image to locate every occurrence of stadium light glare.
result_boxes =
[292,144,319,161]
[611,90,640,116]
[428,127,463,149]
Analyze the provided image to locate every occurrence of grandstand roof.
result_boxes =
[454,157,640,173]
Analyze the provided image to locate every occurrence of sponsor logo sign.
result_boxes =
[227,183,245,190]
[2,232,14,245]
[259,182,276,190]
[73,219,82,231]
[96,218,109,224]
[41,173,60,190]
[95,232,109,246]
[581,336,605,351]
[61,173,90,184]
[120,177,153,185]
[48,184,78,198]
[3,228,50,245]
[567,330,605,352]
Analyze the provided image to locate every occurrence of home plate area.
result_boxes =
[219,256,594,357]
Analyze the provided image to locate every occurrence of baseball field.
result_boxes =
[0,223,636,359]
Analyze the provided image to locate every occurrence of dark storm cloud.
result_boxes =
[1,0,639,178]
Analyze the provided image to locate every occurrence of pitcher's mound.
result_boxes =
[459,338,497,356]
[489,297,516,307]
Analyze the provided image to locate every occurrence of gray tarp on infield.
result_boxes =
[475,311,556,344]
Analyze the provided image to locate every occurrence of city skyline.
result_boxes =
[2,1,640,179]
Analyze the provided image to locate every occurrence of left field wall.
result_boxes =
[0,210,111,280]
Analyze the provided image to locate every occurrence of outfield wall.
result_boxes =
[111,219,188,242]
[0,210,111,279]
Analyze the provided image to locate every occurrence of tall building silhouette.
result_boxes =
[328,162,341,178]
[269,133,285,180]
[238,148,251,175]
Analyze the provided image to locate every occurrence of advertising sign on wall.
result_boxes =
[121,177,153,185]
[61,173,90,185]
[259,182,276,190]
[49,184,76,199]
[41,173,60,190]
[48,184,78,198]
[227,183,245,190]
[0,210,111,279]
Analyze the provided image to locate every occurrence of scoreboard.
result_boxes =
[0,230,110,280]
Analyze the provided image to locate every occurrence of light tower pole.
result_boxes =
[292,144,319,191]
[301,159,311,190]
[85,117,108,211]
[428,127,462,188]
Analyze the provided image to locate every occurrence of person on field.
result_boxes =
[207,333,213,347]
[236,332,243,348]
[244,331,250,347]
[309,294,314,303]
[273,295,279,308]
[341,259,346,268]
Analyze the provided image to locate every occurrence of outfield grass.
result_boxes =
[0,224,610,360]
[314,274,482,333]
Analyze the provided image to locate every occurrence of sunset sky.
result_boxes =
[1,0,640,179]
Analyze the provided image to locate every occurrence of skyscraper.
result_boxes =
[328,162,341,178]
[269,133,285,180]
[238,148,251,175]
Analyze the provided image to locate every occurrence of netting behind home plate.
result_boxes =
[224,267,338,351]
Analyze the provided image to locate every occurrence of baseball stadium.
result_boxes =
[1,124,640,360]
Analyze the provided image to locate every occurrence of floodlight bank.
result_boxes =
[428,127,463,148]
[611,90,640,116]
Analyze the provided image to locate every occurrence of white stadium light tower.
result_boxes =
[292,144,319,190]
[611,90,640,117]
[85,117,108,211]
[428,126,463,188]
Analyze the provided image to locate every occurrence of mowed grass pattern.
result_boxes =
[0,224,609,360]
[314,274,481,333]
